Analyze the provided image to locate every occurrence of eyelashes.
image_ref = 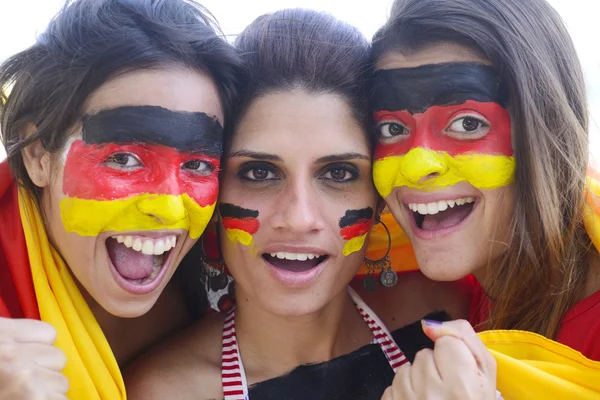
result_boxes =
[236,161,360,184]
[375,112,492,143]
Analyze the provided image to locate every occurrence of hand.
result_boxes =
[381,319,497,400]
[0,317,68,399]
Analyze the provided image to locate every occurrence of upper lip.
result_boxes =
[102,230,185,239]
[399,192,479,205]
[261,244,330,256]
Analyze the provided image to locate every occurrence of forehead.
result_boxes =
[230,90,369,154]
[83,67,224,123]
[376,43,490,70]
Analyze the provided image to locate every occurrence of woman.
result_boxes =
[369,0,600,359]
[0,0,240,397]
[125,8,482,400]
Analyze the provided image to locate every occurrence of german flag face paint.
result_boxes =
[60,106,223,239]
[218,203,260,247]
[371,62,515,198]
[339,207,374,256]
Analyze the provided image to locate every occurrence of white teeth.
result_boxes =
[111,234,177,256]
[426,202,439,215]
[437,200,448,212]
[153,240,165,255]
[270,252,320,261]
[408,197,475,216]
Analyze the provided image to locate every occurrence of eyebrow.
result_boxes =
[315,153,370,163]
[228,150,282,161]
[228,150,370,164]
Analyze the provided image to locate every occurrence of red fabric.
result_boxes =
[468,279,600,361]
[0,161,39,319]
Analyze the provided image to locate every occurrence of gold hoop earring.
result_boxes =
[362,218,397,291]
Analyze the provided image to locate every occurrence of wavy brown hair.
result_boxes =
[372,0,592,338]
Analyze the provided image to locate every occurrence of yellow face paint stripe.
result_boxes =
[373,148,516,198]
[342,233,368,256]
[60,193,214,239]
[224,228,254,247]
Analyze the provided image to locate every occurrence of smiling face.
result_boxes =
[372,43,516,280]
[219,90,377,316]
[41,67,223,317]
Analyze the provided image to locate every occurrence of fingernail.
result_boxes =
[422,319,443,327]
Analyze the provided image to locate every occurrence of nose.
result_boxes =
[272,179,325,234]
[400,147,448,184]
[136,195,187,226]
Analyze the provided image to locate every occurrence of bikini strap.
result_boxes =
[347,286,409,371]
[221,307,249,400]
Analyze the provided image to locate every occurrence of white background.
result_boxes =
[0,0,598,161]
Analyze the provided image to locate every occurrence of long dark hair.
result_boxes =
[231,8,372,147]
[372,0,591,338]
[1,0,241,205]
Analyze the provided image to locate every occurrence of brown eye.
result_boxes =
[330,168,347,180]
[252,168,269,180]
[462,117,481,131]
[183,160,213,176]
[104,153,141,169]
[379,122,407,138]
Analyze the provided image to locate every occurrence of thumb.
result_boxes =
[421,319,460,342]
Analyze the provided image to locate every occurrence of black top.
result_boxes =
[248,311,451,400]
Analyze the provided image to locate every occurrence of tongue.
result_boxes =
[421,204,473,231]
[106,238,155,280]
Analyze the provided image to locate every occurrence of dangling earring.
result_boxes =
[362,217,397,292]
[199,232,229,292]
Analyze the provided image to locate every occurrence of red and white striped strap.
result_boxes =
[347,286,409,371]
[222,307,248,400]
[221,287,407,399]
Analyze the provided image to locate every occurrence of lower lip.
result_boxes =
[106,243,176,295]
[407,200,479,240]
[264,257,328,288]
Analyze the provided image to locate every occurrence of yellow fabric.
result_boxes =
[480,330,600,399]
[18,190,126,400]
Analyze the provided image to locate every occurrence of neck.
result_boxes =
[234,286,372,384]
[582,250,600,300]
[77,278,191,367]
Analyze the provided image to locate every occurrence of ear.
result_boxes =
[21,123,51,188]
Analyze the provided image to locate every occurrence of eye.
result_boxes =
[238,162,279,182]
[320,163,358,183]
[104,153,142,169]
[376,121,410,143]
[183,160,214,176]
[445,115,490,139]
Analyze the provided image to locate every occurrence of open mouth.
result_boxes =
[106,234,177,286]
[407,197,476,232]
[262,252,328,273]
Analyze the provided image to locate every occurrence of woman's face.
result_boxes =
[37,67,223,317]
[372,43,515,281]
[219,90,377,316]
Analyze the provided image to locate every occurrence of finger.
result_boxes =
[390,361,416,399]
[381,386,393,400]
[0,318,57,344]
[422,319,496,376]
[25,343,67,370]
[432,335,480,383]
[411,348,443,395]
[32,369,70,395]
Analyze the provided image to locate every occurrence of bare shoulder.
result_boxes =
[124,311,226,400]
[351,271,474,331]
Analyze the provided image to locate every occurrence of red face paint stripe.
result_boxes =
[340,219,372,240]
[63,140,220,207]
[221,217,260,235]
[373,100,512,159]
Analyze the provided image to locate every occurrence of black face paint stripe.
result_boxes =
[81,106,223,155]
[371,62,508,113]
[339,207,374,228]
[218,203,259,219]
